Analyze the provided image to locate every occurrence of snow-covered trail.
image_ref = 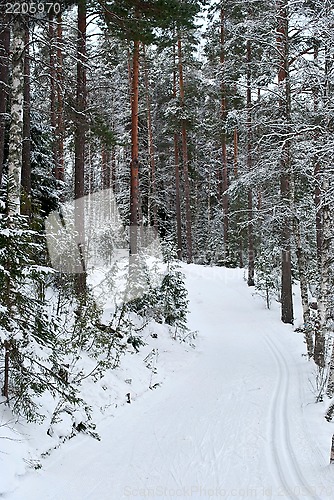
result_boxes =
[5,265,334,499]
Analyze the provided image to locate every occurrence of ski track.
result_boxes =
[4,266,331,500]
[265,335,322,500]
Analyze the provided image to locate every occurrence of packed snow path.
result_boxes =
[6,265,334,499]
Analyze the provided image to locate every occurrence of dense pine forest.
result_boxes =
[1,0,334,444]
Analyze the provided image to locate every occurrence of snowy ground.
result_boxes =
[2,264,334,499]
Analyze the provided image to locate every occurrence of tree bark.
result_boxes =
[21,25,31,215]
[130,38,140,259]
[7,18,25,216]
[111,145,116,193]
[74,0,87,294]
[56,13,64,182]
[277,0,293,324]
[246,39,255,286]
[142,44,157,230]
[177,35,192,263]
[173,43,182,260]
[49,13,57,174]
[101,144,110,190]
[314,181,331,370]
[0,15,10,186]
[324,27,334,401]
[2,340,10,401]
[313,41,322,266]
[233,127,238,179]
[232,126,243,268]
[220,7,229,261]
[314,9,332,372]
[174,133,182,260]
[293,217,313,358]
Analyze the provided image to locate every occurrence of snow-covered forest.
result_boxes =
[1,0,334,497]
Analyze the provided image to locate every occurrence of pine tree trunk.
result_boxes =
[2,237,12,400]
[101,144,110,190]
[0,15,10,186]
[142,45,157,230]
[233,127,238,179]
[74,0,87,293]
[177,35,192,263]
[21,26,31,215]
[220,7,229,261]
[280,185,293,324]
[1,225,15,399]
[49,13,57,174]
[111,145,116,193]
[2,340,10,401]
[233,127,243,268]
[277,0,293,324]
[173,44,182,260]
[7,18,25,216]
[56,13,64,182]
[174,133,182,260]
[246,39,255,286]
[130,38,140,259]
[49,12,64,183]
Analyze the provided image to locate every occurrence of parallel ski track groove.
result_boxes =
[265,335,322,500]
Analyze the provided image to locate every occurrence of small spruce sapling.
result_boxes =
[0,214,80,422]
[254,251,280,309]
[160,241,189,334]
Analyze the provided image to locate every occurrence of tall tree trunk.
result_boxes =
[3,17,25,395]
[233,127,238,179]
[314,37,332,370]
[56,13,64,182]
[312,41,322,266]
[246,39,255,286]
[315,185,331,370]
[293,217,313,358]
[277,0,293,324]
[220,7,229,261]
[173,43,182,260]
[233,126,243,268]
[49,13,57,174]
[74,0,87,294]
[21,26,31,215]
[130,38,140,259]
[142,45,157,230]
[111,145,116,193]
[7,18,25,216]
[0,15,10,186]
[177,35,192,263]
[174,133,182,260]
[101,144,110,190]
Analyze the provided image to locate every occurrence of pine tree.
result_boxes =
[101,0,201,264]
[177,33,193,263]
[277,0,294,324]
[74,0,87,296]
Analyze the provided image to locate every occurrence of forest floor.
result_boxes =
[2,264,334,499]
